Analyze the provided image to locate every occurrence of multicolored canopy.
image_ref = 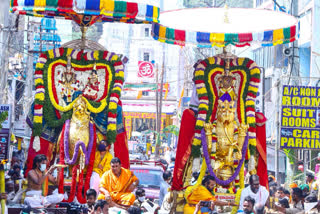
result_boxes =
[10,0,159,26]
[152,7,298,47]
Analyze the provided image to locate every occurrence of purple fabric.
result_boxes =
[219,93,232,102]
[201,128,249,186]
[64,120,94,165]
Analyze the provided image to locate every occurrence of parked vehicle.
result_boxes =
[130,160,166,201]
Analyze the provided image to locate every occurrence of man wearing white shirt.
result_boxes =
[239,175,269,212]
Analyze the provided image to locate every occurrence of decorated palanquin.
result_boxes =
[171,56,268,214]
[25,47,128,203]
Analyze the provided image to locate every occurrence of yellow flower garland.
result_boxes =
[47,59,113,113]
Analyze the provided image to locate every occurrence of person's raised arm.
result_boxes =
[213,200,237,207]
[28,166,56,186]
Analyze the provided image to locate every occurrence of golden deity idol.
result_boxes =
[205,97,248,182]
[69,95,90,171]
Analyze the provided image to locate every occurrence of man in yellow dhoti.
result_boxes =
[90,140,113,193]
[184,175,237,214]
[98,157,139,209]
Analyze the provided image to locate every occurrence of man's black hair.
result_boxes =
[279,198,290,208]
[135,188,145,197]
[305,194,318,203]
[32,154,47,169]
[127,206,142,214]
[276,186,284,192]
[249,174,260,184]
[94,200,108,211]
[170,157,175,162]
[307,173,315,180]
[283,189,290,195]
[292,187,303,198]
[111,157,121,164]
[86,189,97,198]
[244,196,255,207]
[201,175,215,186]
[13,163,21,170]
[163,171,172,181]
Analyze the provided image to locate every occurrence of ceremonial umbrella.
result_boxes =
[10,0,160,49]
[10,0,159,27]
[152,7,298,48]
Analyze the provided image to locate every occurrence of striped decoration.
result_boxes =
[191,56,260,158]
[33,47,125,144]
[152,22,298,48]
[10,0,159,26]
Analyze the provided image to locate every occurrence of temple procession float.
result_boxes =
[151,7,298,214]
[7,1,298,213]
[10,0,160,203]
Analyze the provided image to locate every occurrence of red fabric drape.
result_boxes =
[25,136,54,177]
[256,112,269,189]
[171,109,196,191]
[114,131,129,169]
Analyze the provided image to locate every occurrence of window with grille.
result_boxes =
[143,52,150,61]
[144,28,149,37]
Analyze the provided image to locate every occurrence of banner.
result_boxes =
[138,61,154,78]
[0,105,11,160]
[0,105,11,129]
[280,85,320,149]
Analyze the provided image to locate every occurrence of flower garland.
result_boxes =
[64,120,94,165]
[33,53,47,136]
[47,59,111,113]
[58,121,97,203]
[33,47,124,145]
[201,128,249,186]
[231,187,243,214]
[77,124,97,204]
[58,123,77,203]
[191,56,260,159]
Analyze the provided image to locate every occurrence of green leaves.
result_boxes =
[0,111,8,130]
[283,148,295,164]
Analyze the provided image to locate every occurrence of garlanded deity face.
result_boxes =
[219,75,234,90]
[73,96,88,116]
[217,99,236,124]
[66,69,74,82]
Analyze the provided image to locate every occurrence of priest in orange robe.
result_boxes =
[98,157,139,208]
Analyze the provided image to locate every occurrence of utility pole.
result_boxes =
[275,79,281,182]
[284,0,300,182]
[287,0,300,85]
[23,19,37,140]
[155,64,159,157]
[0,0,13,104]
[155,44,166,159]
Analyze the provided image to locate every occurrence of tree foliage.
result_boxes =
[0,111,8,130]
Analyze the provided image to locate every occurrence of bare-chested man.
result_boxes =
[24,154,64,208]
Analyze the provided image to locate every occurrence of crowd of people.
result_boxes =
[2,147,320,214]
[181,173,320,214]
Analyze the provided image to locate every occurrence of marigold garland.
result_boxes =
[33,47,125,144]
[191,56,260,158]
[58,122,97,203]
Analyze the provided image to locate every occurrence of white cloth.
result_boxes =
[24,190,64,208]
[89,171,101,194]
[239,185,269,211]
[159,181,170,206]
[159,192,172,213]
[142,200,160,213]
